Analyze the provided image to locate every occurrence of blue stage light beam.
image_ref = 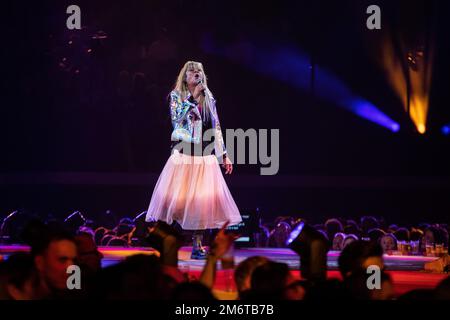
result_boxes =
[201,36,400,132]
[442,124,450,136]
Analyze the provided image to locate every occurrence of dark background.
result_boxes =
[1,0,449,226]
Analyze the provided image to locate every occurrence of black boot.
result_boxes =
[191,232,207,260]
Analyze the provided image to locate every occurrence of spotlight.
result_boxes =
[407,52,418,71]
[442,125,450,136]
[418,123,426,134]
[286,221,329,282]
[391,123,400,132]
[407,46,425,72]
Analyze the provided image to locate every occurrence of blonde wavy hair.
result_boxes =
[173,61,213,120]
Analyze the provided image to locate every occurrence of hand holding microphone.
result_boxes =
[193,74,206,100]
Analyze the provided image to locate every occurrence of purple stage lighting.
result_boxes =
[202,35,400,132]
[442,125,450,135]
[351,99,401,132]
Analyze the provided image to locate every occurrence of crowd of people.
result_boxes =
[0,215,449,300]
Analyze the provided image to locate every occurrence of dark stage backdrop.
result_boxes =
[1,0,449,225]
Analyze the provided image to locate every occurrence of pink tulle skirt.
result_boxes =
[146,150,242,230]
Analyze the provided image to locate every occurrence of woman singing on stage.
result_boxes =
[146,61,242,259]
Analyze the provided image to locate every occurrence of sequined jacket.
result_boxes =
[169,90,227,158]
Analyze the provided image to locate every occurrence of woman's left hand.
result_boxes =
[222,156,233,174]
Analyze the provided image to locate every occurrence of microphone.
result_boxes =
[195,75,206,96]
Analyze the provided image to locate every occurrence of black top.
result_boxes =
[171,109,215,157]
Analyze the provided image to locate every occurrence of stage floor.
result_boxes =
[1,245,447,298]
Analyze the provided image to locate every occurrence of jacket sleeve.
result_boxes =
[169,91,199,125]
[169,91,202,144]
[212,100,227,158]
